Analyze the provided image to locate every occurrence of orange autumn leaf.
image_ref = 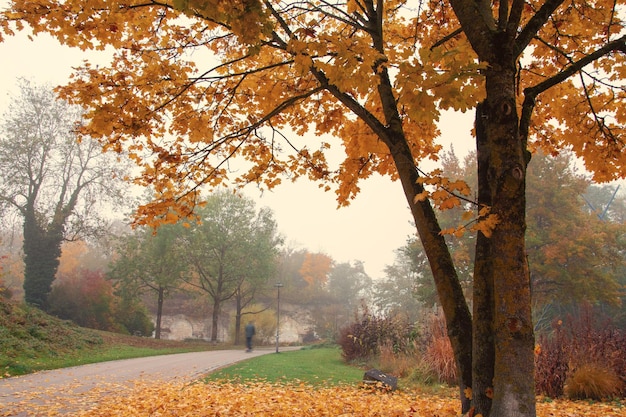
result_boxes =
[4,379,621,416]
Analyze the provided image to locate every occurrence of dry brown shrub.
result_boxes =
[564,363,623,400]
[378,342,415,378]
[424,314,457,385]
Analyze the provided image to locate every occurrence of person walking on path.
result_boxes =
[245,321,256,352]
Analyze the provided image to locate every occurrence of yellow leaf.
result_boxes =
[461,210,474,222]
[413,190,429,203]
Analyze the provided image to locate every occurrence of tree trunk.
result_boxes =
[477,62,536,417]
[155,286,164,339]
[22,211,63,310]
[211,298,221,342]
[472,101,495,416]
[234,292,242,345]
[387,131,473,414]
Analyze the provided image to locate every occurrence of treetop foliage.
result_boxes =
[2,0,623,228]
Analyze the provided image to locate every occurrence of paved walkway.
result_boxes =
[0,348,296,416]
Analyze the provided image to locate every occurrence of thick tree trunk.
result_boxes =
[155,286,164,339]
[22,211,63,310]
[472,102,495,416]
[477,63,536,417]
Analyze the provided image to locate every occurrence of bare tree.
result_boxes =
[0,79,128,309]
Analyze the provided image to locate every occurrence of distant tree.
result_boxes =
[526,153,626,325]
[299,252,333,301]
[232,206,282,345]
[180,191,280,342]
[373,246,424,322]
[411,151,626,327]
[304,260,370,340]
[0,80,127,309]
[108,223,188,339]
[327,261,372,314]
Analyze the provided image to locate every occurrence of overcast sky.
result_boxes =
[0,18,475,279]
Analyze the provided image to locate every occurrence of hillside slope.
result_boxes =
[0,298,211,377]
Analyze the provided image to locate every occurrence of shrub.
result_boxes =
[114,297,155,336]
[423,314,457,385]
[535,320,569,397]
[405,356,438,386]
[535,304,626,398]
[48,269,117,331]
[378,342,416,378]
[564,363,623,400]
[338,305,414,362]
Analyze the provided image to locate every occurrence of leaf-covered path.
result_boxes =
[0,348,292,416]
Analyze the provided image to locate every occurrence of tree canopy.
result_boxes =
[179,191,281,342]
[108,223,188,338]
[2,1,624,416]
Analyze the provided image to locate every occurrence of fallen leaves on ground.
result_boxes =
[1,380,624,416]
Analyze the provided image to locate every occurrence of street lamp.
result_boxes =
[274,282,284,353]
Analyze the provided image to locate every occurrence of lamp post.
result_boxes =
[274,283,284,353]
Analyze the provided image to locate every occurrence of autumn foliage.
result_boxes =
[4,378,624,417]
[2,0,626,415]
[47,269,154,336]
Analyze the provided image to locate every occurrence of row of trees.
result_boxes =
[1,80,623,342]
[109,191,282,341]
[0,81,374,342]
[0,75,374,339]
[1,79,623,344]
[375,150,626,330]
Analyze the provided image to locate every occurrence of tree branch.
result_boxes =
[520,34,626,144]
[514,0,566,57]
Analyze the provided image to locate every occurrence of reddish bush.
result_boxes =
[48,269,117,331]
[535,320,569,397]
[535,304,626,398]
[338,305,415,362]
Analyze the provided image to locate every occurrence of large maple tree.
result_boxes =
[2,1,625,416]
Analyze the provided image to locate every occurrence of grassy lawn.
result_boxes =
[4,342,216,377]
[206,346,365,386]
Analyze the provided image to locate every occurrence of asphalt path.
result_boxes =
[0,347,296,416]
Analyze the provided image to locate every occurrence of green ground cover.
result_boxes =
[206,346,365,386]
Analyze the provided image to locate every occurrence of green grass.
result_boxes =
[4,344,213,376]
[206,346,365,386]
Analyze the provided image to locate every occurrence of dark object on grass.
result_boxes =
[363,368,398,391]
